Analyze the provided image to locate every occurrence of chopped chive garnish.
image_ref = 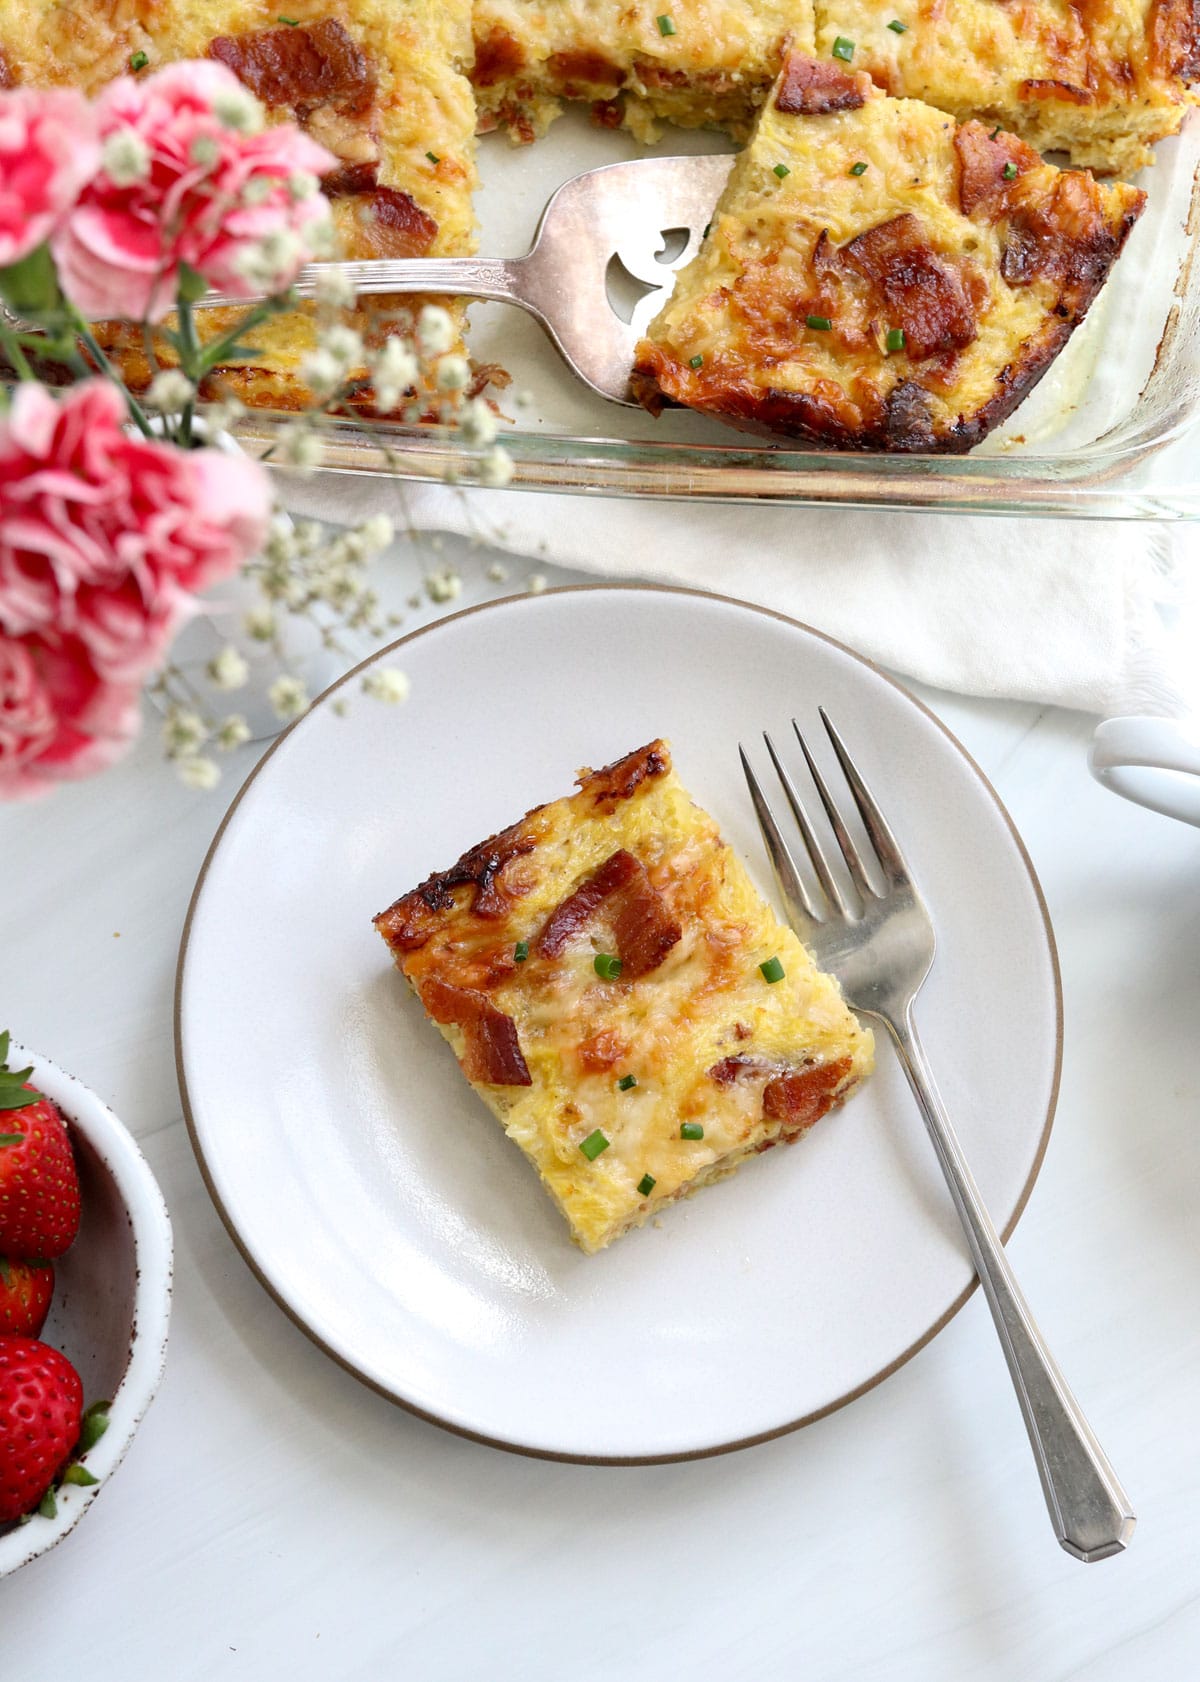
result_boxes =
[594,953,623,980]
[990,124,1002,140]
[887,17,907,31]
[680,1122,705,1141]
[656,12,676,32]
[426,151,440,164]
[580,1129,610,1161]
[773,163,791,179]
[806,314,832,331]
[513,940,529,962]
[618,1074,638,1091]
[849,160,868,176]
[637,1173,656,1196]
[278,15,299,23]
[702,221,712,237]
[832,36,855,61]
[1002,161,1018,180]
[689,354,704,369]
[129,50,148,70]
[885,327,906,352]
[759,956,785,983]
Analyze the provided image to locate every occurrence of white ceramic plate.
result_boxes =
[177,586,1060,1463]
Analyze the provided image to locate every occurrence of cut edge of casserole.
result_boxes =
[374,739,874,1253]
[631,51,1146,453]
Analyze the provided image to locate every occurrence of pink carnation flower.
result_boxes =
[0,380,271,797]
[0,87,100,268]
[52,60,336,323]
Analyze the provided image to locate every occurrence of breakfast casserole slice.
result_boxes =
[813,0,1199,176]
[374,741,873,1254]
[0,0,480,411]
[632,51,1145,453]
[471,0,815,144]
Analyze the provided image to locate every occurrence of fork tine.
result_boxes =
[818,710,910,887]
[762,732,854,921]
[738,746,822,925]
[792,723,879,904]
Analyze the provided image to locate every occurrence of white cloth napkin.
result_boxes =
[279,469,1198,716]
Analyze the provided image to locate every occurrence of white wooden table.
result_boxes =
[4,542,1199,1682]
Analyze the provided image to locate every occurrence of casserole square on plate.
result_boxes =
[374,740,873,1253]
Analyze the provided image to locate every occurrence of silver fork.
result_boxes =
[198,153,735,407]
[741,711,1135,1563]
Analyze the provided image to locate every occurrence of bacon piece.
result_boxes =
[955,120,1041,217]
[612,870,682,978]
[1017,77,1094,106]
[762,1057,851,1137]
[321,158,379,197]
[538,848,681,976]
[1149,0,1200,79]
[999,172,1142,295]
[358,187,439,258]
[209,20,375,116]
[375,825,537,950]
[707,1055,769,1086]
[549,50,625,88]
[538,849,639,957]
[419,977,532,1086]
[577,740,670,810]
[840,214,980,359]
[775,51,867,115]
[472,28,525,88]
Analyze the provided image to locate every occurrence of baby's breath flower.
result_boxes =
[213,85,264,133]
[276,426,322,469]
[189,135,219,170]
[486,562,508,582]
[299,348,342,399]
[425,568,461,605]
[313,266,356,309]
[243,605,277,642]
[206,646,249,691]
[322,324,363,367]
[235,227,304,290]
[102,127,150,187]
[527,572,547,595]
[177,755,221,791]
[478,445,514,488]
[217,715,252,750]
[288,171,320,201]
[268,676,309,720]
[307,214,337,259]
[241,176,274,207]
[372,337,419,412]
[358,514,394,552]
[416,304,455,357]
[294,520,323,556]
[362,667,411,703]
[436,354,470,393]
[201,396,245,434]
[145,369,195,412]
[162,709,207,757]
[514,388,535,410]
[460,397,497,448]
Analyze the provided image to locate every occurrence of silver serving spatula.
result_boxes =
[200,153,735,407]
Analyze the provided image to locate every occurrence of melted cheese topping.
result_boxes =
[634,65,1144,451]
[379,744,873,1252]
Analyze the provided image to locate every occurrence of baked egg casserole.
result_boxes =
[632,52,1146,451]
[374,740,873,1253]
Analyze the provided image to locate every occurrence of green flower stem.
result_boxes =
[0,319,35,382]
[71,313,154,439]
[175,297,202,448]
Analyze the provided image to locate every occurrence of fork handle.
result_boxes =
[886,1008,1135,1562]
[197,257,535,310]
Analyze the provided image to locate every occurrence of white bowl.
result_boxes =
[0,1045,173,1578]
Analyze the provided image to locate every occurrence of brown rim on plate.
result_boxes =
[174,581,1063,1466]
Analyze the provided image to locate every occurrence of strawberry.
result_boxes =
[0,1032,81,1260]
[0,1257,54,1337]
[0,1337,83,1523]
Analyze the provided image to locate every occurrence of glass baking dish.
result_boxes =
[234,108,1200,520]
